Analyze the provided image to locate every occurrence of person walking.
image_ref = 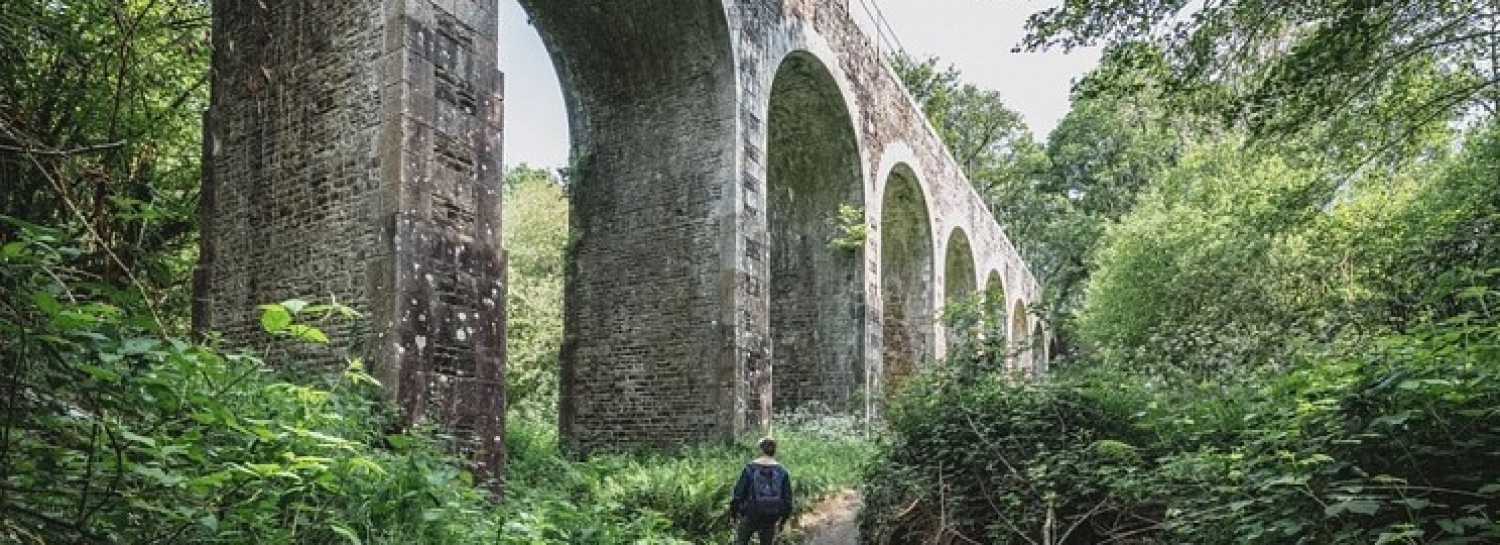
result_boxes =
[728,437,794,545]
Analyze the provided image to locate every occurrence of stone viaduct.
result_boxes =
[196,0,1049,472]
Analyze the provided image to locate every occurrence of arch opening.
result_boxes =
[1009,300,1029,375]
[1031,323,1048,375]
[767,52,866,415]
[500,0,570,170]
[520,0,740,452]
[942,229,976,352]
[979,269,1008,361]
[880,164,934,398]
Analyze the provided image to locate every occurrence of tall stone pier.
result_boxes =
[195,0,508,482]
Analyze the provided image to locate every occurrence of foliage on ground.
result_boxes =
[862,308,1500,544]
[502,409,874,544]
[1,218,875,544]
[0,221,500,544]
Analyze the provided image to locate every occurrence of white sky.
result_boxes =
[497,0,1101,169]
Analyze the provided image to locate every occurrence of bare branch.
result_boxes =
[0,141,126,156]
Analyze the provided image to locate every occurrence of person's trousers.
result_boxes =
[734,516,777,545]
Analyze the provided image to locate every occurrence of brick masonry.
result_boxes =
[198,0,507,484]
[200,0,1047,459]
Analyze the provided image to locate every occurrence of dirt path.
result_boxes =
[791,489,862,545]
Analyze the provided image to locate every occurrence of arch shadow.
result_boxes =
[880,162,934,398]
[766,50,866,416]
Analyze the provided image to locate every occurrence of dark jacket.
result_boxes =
[729,456,793,522]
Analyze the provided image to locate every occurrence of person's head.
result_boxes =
[757,436,777,457]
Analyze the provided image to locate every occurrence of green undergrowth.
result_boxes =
[1,218,874,544]
[502,410,875,543]
[1,219,500,544]
[861,300,1500,544]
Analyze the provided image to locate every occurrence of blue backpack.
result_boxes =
[744,464,789,519]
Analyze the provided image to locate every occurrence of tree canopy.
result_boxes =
[1019,0,1499,143]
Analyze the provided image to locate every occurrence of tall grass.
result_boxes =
[500,409,875,543]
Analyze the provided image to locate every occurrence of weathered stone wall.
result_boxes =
[200,0,507,483]
[377,0,507,480]
[198,0,385,358]
[518,0,742,454]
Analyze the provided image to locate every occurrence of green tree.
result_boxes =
[1078,138,1330,370]
[1027,45,1204,320]
[890,54,961,136]
[890,53,1036,182]
[1015,0,1498,142]
[1077,117,1498,370]
[1045,43,1202,222]
[501,165,569,420]
[953,45,1204,354]
[1326,121,1500,328]
[1,0,209,309]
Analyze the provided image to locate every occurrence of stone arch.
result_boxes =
[942,227,977,351]
[982,269,1008,352]
[881,163,935,397]
[519,0,741,452]
[984,270,1006,309]
[1031,322,1048,375]
[765,50,865,415]
[1009,299,1029,374]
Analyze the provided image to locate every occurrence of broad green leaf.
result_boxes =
[286,324,329,344]
[120,429,157,449]
[329,523,363,545]
[32,290,61,316]
[121,336,161,356]
[1326,498,1380,517]
[259,304,292,333]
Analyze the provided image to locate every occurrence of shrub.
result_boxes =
[861,299,1500,544]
